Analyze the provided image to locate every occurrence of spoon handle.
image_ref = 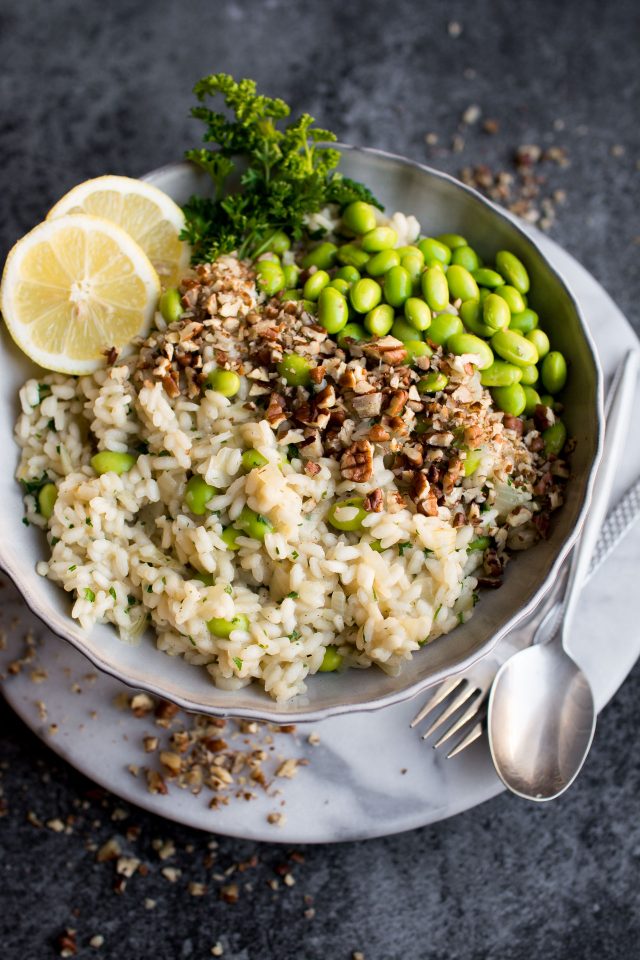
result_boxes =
[562,349,640,643]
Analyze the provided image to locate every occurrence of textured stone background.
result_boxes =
[1,0,639,957]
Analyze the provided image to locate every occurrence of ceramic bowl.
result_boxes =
[0,145,602,722]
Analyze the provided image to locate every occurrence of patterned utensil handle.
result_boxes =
[589,475,640,575]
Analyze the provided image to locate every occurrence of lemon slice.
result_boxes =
[47,175,191,289]
[1,214,160,374]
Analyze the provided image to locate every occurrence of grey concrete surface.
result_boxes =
[0,0,639,957]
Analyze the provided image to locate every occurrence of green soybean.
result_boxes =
[282,263,300,288]
[490,329,539,367]
[427,312,463,345]
[185,475,217,515]
[522,386,541,416]
[236,506,273,541]
[241,449,268,471]
[417,372,448,394]
[255,259,285,296]
[302,269,330,301]
[350,278,382,314]
[364,304,394,338]
[263,230,290,254]
[401,253,424,286]
[38,482,57,519]
[362,226,398,252]
[207,368,241,396]
[539,394,555,408]
[318,286,349,334]
[342,201,377,235]
[496,250,530,293]
[366,249,400,276]
[384,265,412,307]
[221,527,242,551]
[496,285,526,314]
[281,289,302,301]
[447,332,494,370]
[421,266,450,311]
[319,645,343,672]
[302,242,338,270]
[520,364,539,385]
[483,293,511,332]
[277,353,313,387]
[159,288,183,324]
[541,351,567,393]
[543,420,567,455]
[468,535,491,552]
[472,267,504,288]
[418,237,451,265]
[337,323,368,348]
[478,287,491,304]
[463,447,484,476]
[451,245,481,272]
[397,245,424,262]
[480,360,523,387]
[436,233,467,249]
[91,451,137,476]
[460,299,494,338]
[328,278,350,296]
[404,297,432,332]
[327,497,367,531]
[509,308,539,334]
[405,340,433,363]
[207,614,250,638]
[447,265,480,302]
[492,383,526,416]
[526,328,550,359]
[391,318,420,343]
[337,243,370,269]
[335,265,361,284]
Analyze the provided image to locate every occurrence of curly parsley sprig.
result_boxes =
[181,73,382,263]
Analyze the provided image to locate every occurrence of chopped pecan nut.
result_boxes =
[266,393,287,426]
[385,389,409,416]
[340,439,374,483]
[304,461,321,476]
[502,415,524,435]
[363,487,384,512]
[363,336,408,365]
[533,404,555,431]
[368,423,390,442]
[352,392,383,419]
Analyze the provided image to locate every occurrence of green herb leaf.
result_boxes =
[398,541,412,556]
[84,588,95,602]
[108,586,117,601]
[286,591,299,600]
[233,656,243,669]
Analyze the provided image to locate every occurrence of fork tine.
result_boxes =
[432,697,485,749]
[419,683,480,741]
[445,721,484,759]
[410,675,466,728]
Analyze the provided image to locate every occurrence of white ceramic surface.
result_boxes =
[2,233,638,843]
[0,147,603,723]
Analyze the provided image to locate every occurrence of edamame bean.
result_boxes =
[543,420,567,456]
[463,447,483,476]
[539,394,555,408]
[337,243,370,269]
[327,497,367,531]
[207,368,241,396]
[302,269,330,301]
[526,328,550,359]
[337,323,368,348]
[263,230,290,254]
[302,241,338,270]
[91,451,137,476]
[364,304,394,338]
[495,250,530,293]
[480,360,523,387]
[366,249,400,276]
[447,265,480,302]
[241,449,268,471]
[221,527,241,550]
[522,386,541,416]
[483,293,511,332]
[277,353,313,387]
[342,201,377,235]
[159,288,183,324]
[509,308,539,334]
[491,383,526,416]
[427,312,463,345]
[350,278,382,314]
[236,506,273,541]
[280,289,301,301]
[328,278,350,296]
[384,265,412,307]
[451,245,481,272]
[447,332,494,370]
[468,535,491,552]
[317,286,349,334]
[417,372,449,393]
[207,613,250,638]
[335,265,361,284]
[418,237,451,265]
[460,299,494,338]
[38,483,57,519]
[520,364,539,385]
[397,245,424,263]
[496,285,526,314]
[362,226,398,252]
[401,253,423,286]
[490,329,539,367]
[255,259,285,296]
[405,340,433,363]
[541,351,567,393]
[472,267,504,288]
[436,233,467,249]
[185,475,217,515]
[391,318,420,343]
[478,287,491,304]
[282,263,300,288]
[319,645,343,672]
[421,265,450,311]
[404,297,432,332]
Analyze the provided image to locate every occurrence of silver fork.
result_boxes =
[411,469,640,758]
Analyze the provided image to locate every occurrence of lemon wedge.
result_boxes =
[1,214,160,374]
[47,175,191,289]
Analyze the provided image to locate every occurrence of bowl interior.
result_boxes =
[0,146,601,721]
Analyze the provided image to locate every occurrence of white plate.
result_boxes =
[2,230,638,843]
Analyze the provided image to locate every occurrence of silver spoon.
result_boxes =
[488,348,639,801]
